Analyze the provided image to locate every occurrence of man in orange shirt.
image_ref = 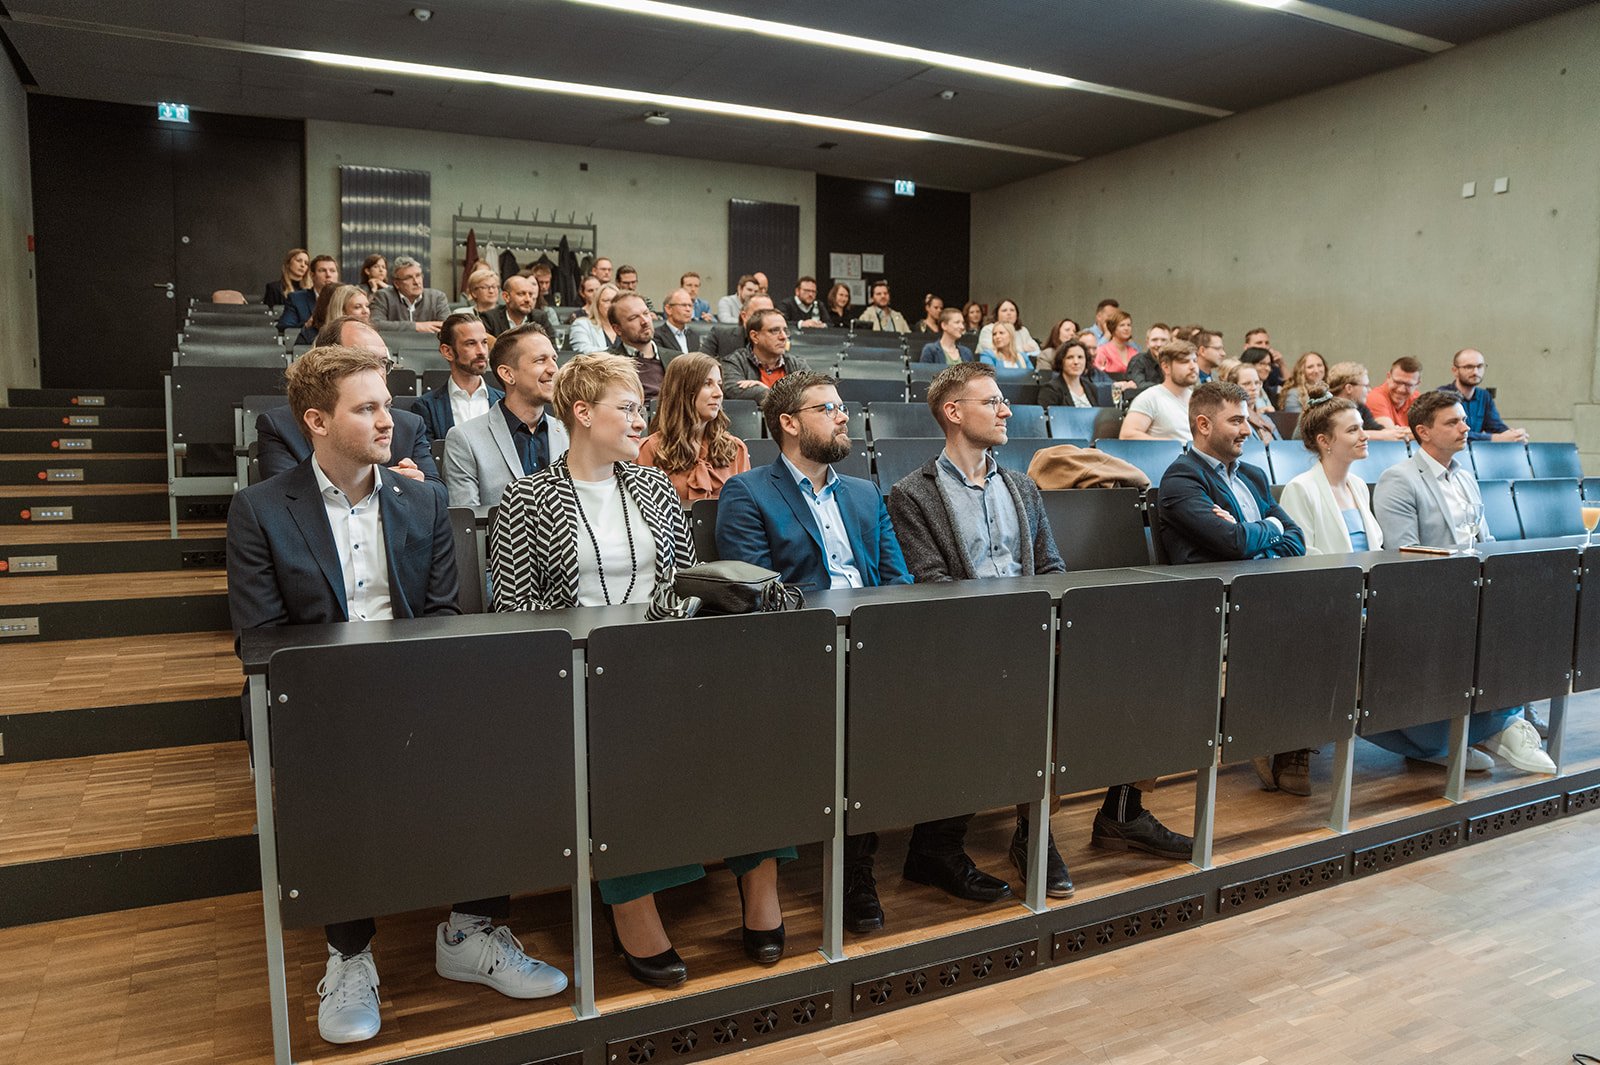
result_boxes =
[1366,356,1422,428]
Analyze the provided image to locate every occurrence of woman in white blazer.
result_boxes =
[1277,392,1383,554]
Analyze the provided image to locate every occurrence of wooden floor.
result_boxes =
[0,742,254,865]
[0,570,228,606]
[0,631,243,715]
[0,520,227,545]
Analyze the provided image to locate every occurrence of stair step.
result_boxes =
[0,454,169,486]
[0,569,229,641]
[1,631,243,717]
[3,535,226,577]
[7,387,164,408]
[0,407,164,429]
[0,427,168,454]
[0,490,233,526]
[2,519,227,546]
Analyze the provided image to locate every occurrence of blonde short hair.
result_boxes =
[551,353,643,432]
[285,345,388,440]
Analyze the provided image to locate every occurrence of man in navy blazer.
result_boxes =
[276,254,339,332]
[413,314,505,443]
[226,343,566,1047]
[715,371,909,935]
[253,317,440,487]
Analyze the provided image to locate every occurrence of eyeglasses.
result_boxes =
[606,402,648,419]
[958,396,1011,410]
[795,401,851,417]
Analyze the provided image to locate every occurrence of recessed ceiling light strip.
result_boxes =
[7,12,1081,161]
[1225,0,1451,53]
[557,0,1233,118]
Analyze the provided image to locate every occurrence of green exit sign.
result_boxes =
[157,102,190,123]
[894,179,915,196]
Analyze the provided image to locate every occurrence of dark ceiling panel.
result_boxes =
[1311,0,1597,43]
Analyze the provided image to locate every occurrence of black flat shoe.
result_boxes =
[843,866,885,933]
[902,851,1012,903]
[735,875,787,964]
[606,906,688,988]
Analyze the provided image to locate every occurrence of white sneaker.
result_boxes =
[1476,718,1557,775]
[317,948,382,1044]
[1408,748,1494,774]
[435,923,569,999]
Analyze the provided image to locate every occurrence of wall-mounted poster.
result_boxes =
[845,279,867,304]
[861,253,884,273]
[829,252,861,279]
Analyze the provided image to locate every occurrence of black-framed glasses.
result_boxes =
[795,401,850,417]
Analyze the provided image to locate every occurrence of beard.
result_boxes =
[799,424,851,465]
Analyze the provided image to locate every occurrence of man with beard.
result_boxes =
[415,313,504,443]
[607,291,675,401]
[443,323,570,507]
[716,371,910,937]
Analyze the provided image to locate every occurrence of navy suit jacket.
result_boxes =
[225,460,461,640]
[277,288,317,332]
[413,379,506,444]
[715,459,911,593]
[1157,448,1306,565]
[255,403,441,486]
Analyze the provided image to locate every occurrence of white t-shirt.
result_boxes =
[1127,385,1193,442]
[570,476,658,606]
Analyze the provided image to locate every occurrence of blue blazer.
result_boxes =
[225,460,461,638]
[255,403,441,486]
[918,341,973,364]
[1157,449,1306,565]
[277,288,316,332]
[716,459,911,593]
[413,379,506,443]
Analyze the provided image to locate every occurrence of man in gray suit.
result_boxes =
[1367,389,1554,774]
[443,323,569,508]
[370,255,449,334]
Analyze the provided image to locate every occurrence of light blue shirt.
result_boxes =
[1193,448,1281,533]
[780,453,864,589]
[937,450,1022,578]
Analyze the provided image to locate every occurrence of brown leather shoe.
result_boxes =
[1275,749,1312,797]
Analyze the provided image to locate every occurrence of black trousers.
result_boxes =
[325,895,509,957]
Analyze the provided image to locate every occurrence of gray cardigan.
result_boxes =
[886,456,1065,581]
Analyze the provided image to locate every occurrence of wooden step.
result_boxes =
[2,533,226,576]
[0,454,169,486]
[0,487,176,526]
[7,387,164,408]
[0,743,259,926]
[0,427,167,454]
[0,570,227,607]
[0,631,243,716]
[2,519,226,546]
[0,407,164,429]
[0,569,229,642]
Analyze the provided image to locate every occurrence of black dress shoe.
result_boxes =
[606,908,688,988]
[1090,810,1194,861]
[735,874,787,965]
[843,866,884,933]
[902,851,1013,903]
[1008,825,1074,899]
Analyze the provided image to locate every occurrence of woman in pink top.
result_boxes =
[1094,309,1140,374]
[636,353,751,505]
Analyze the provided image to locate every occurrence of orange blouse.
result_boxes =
[636,433,751,505]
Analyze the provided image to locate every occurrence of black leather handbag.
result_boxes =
[672,560,805,615]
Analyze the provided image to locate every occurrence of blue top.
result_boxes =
[936,451,1021,578]
[1438,383,1509,441]
[1340,507,1369,552]
[919,340,973,365]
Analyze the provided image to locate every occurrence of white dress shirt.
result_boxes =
[311,457,393,621]
[780,454,863,589]
[448,376,492,428]
[1417,448,1479,542]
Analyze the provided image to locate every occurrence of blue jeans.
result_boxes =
[1362,706,1521,761]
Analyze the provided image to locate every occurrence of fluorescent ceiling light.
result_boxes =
[1217,0,1451,52]
[10,13,1081,162]
[558,0,1233,118]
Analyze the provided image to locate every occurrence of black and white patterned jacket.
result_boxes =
[488,455,698,614]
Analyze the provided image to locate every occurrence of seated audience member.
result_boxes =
[753,271,770,294]
[1241,327,1286,393]
[614,264,653,311]
[1440,348,1528,442]
[821,282,855,328]
[1037,341,1104,409]
[720,307,811,405]
[370,256,449,334]
[481,274,554,337]
[916,293,945,335]
[977,299,1040,362]
[463,268,501,318]
[857,279,911,332]
[1324,361,1412,442]
[1157,380,1310,795]
[295,283,369,348]
[963,301,986,334]
[1365,355,1422,428]
[637,353,751,504]
[1036,317,1081,374]
[655,288,698,355]
[701,293,774,360]
[716,372,909,933]
[568,282,621,353]
[717,275,760,323]
[574,276,601,318]
[228,344,564,1046]
[979,321,1032,371]
[444,323,569,507]
[489,355,786,986]
[1088,298,1120,345]
[1277,391,1381,554]
[608,291,674,401]
[779,276,826,328]
[279,254,341,332]
[1093,310,1141,375]
[1238,347,1279,407]
[1278,351,1327,413]
[1366,390,1554,775]
[359,253,388,294]
[264,247,311,309]
[529,263,560,319]
[416,314,505,442]
[680,271,714,322]
[1215,359,1278,441]
[589,257,614,284]
[256,316,438,486]
[889,364,1192,900]
[1124,323,1172,387]
[1120,341,1200,442]
[920,306,974,365]
[1193,329,1227,383]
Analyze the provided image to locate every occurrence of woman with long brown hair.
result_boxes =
[636,354,751,504]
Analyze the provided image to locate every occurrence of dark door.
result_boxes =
[29,96,303,390]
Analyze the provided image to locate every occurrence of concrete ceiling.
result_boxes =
[2,0,1593,191]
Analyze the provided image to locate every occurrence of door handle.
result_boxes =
[153,282,175,299]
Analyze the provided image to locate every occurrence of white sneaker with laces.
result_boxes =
[1476,717,1556,774]
[435,923,569,999]
[1409,748,1495,774]
[317,948,382,1045]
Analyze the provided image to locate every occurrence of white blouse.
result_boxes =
[570,476,658,606]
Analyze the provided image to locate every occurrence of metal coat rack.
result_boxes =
[451,205,598,297]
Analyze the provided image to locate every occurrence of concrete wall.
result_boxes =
[304,121,815,307]
[972,6,1600,463]
[0,63,39,400]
